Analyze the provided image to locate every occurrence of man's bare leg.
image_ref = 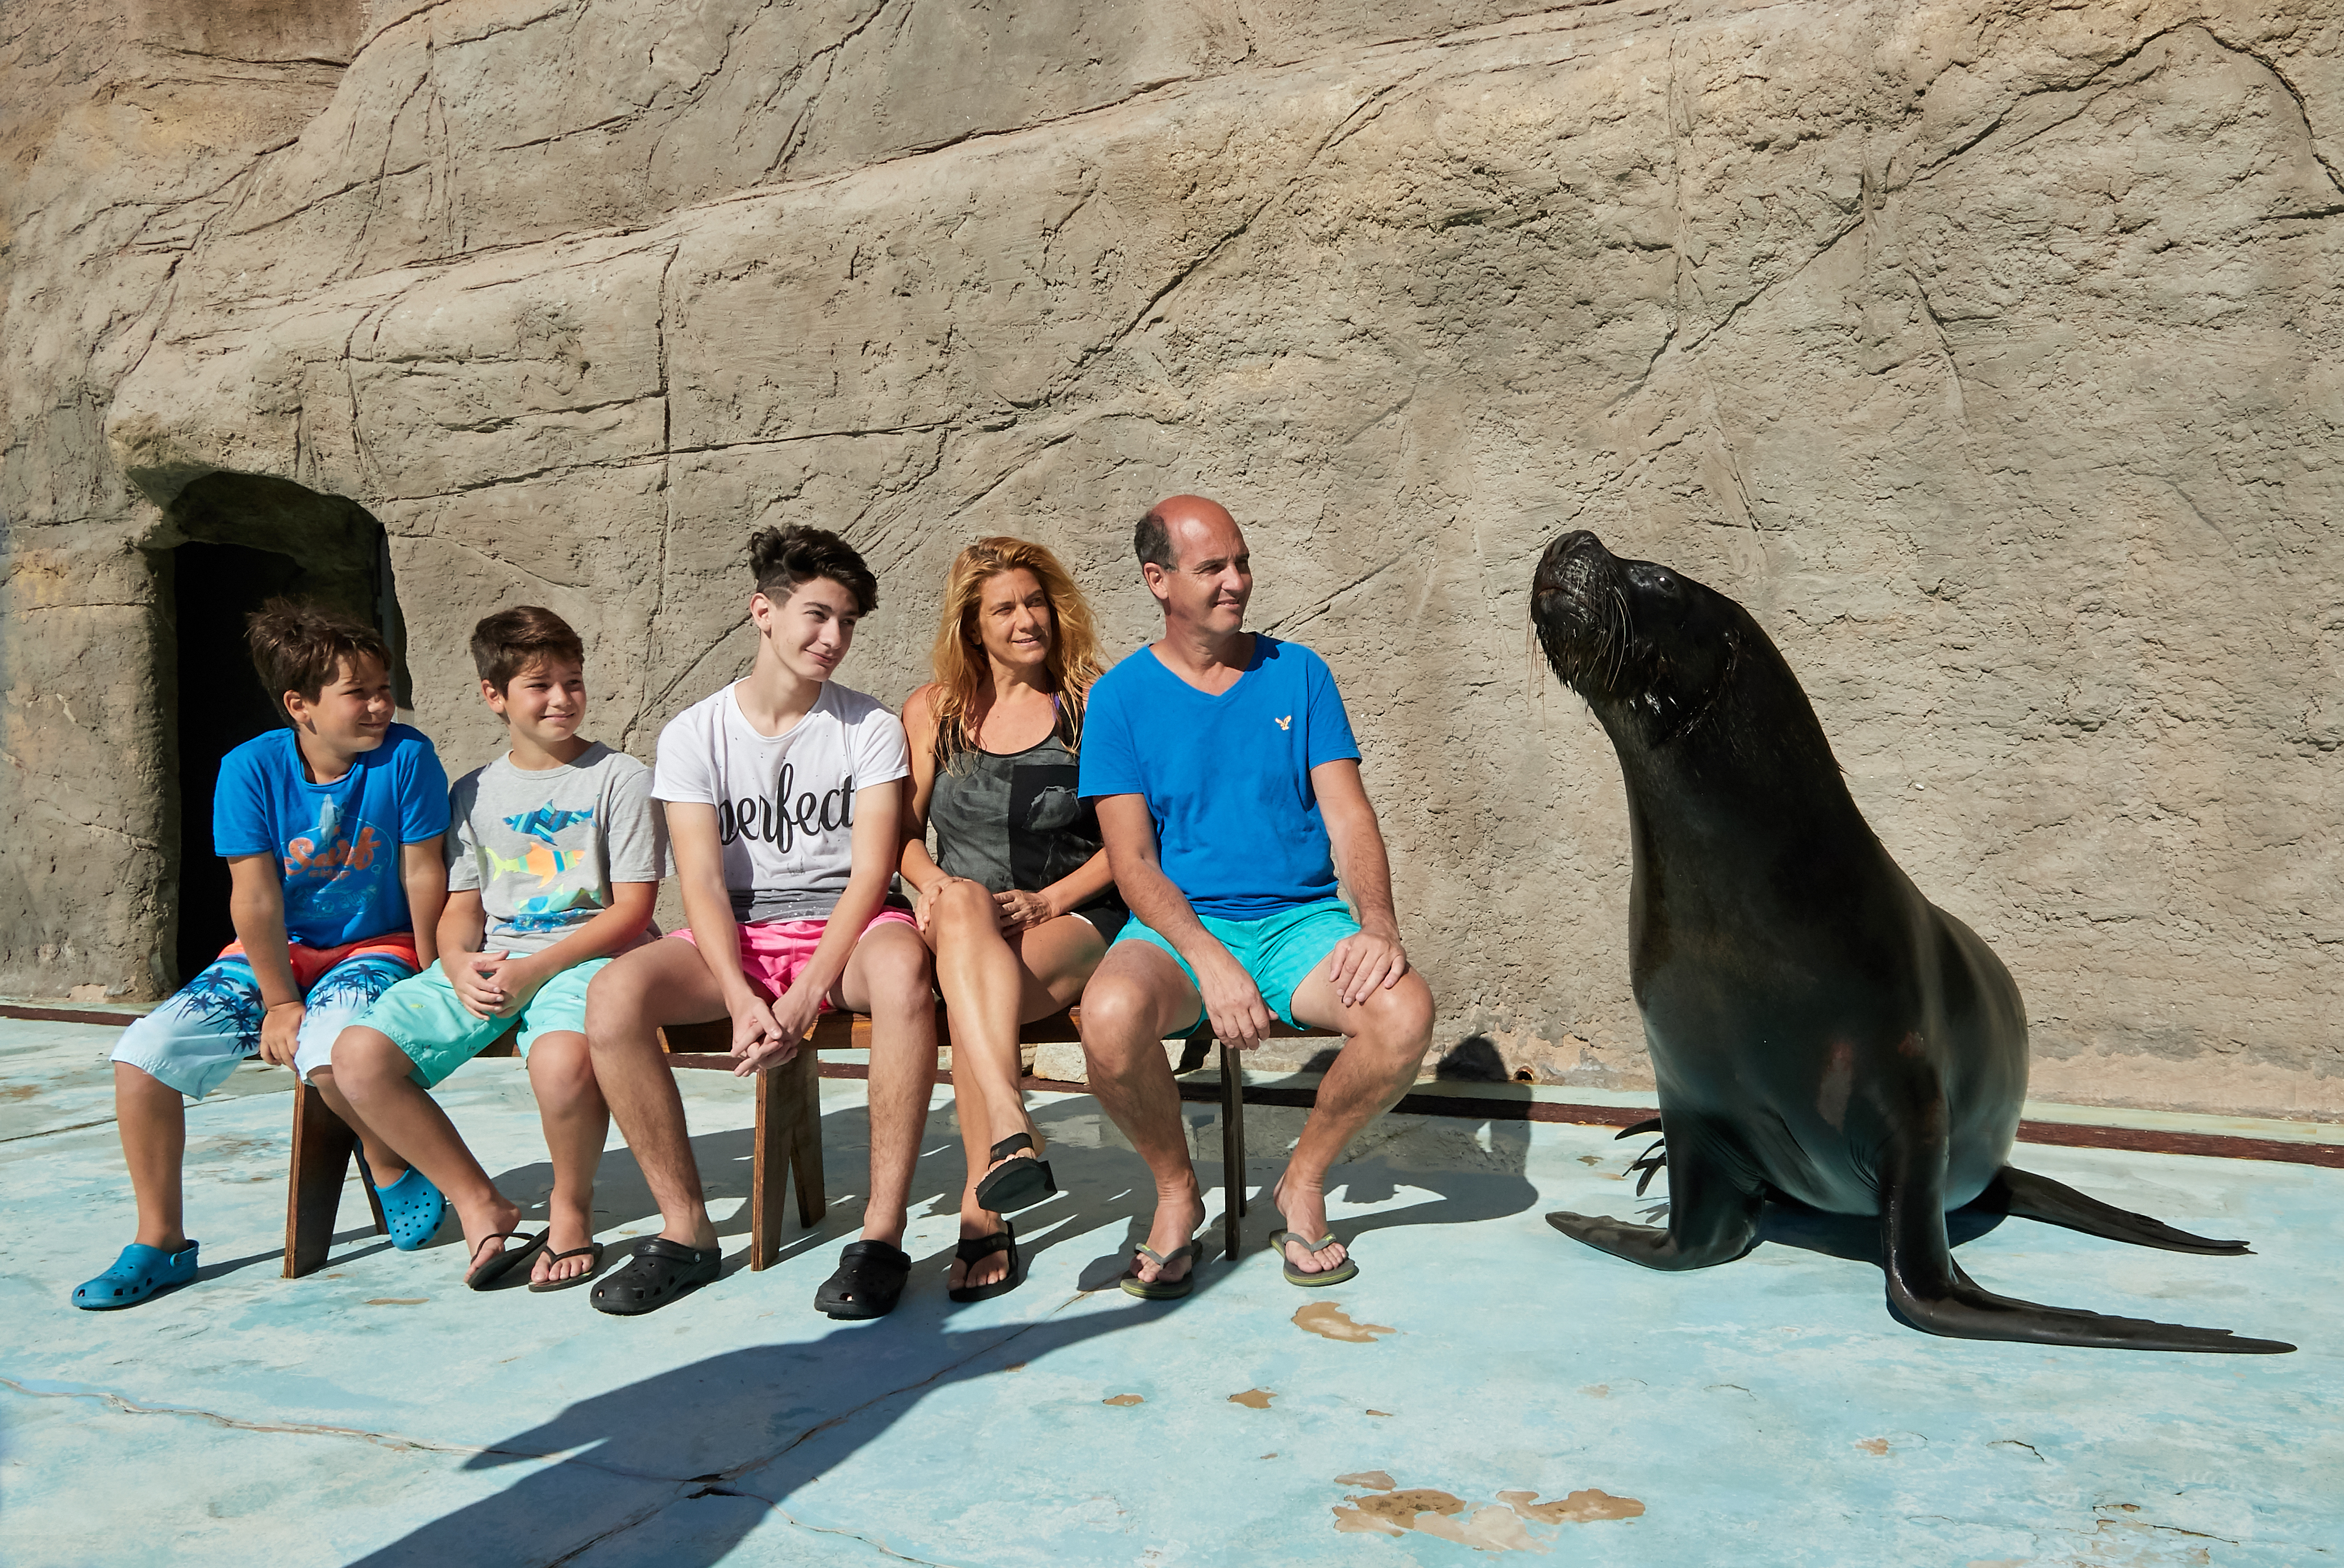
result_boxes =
[1272,968,1437,1275]
[834,922,938,1252]
[115,1064,191,1252]
[584,940,729,1250]
[522,1031,608,1285]
[1079,943,1209,1287]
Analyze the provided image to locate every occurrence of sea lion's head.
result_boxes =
[1532,530,1745,747]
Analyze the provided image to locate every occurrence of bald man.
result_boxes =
[1076,495,1434,1296]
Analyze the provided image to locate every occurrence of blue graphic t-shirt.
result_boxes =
[211,724,453,949]
[1077,636,1360,920]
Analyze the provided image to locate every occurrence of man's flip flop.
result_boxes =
[72,1241,199,1311]
[527,1242,606,1293]
[817,1239,913,1319]
[973,1133,1058,1213]
[463,1229,547,1291]
[1267,1229,1359,1288]
[1119,1239,1202,1300]
[946,1223,1022,1304]
[590,1238,722,1316]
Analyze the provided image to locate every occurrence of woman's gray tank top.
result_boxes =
[929,730,1126,939]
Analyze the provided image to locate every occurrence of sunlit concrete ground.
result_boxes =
[5,1015,2338,1566]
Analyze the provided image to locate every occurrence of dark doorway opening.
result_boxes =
[163,473,410,984]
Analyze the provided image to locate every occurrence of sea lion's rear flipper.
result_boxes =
[1548,1119,1762,1271]
[1881,1137,2294,1354]
[1972,1167,2249,1256]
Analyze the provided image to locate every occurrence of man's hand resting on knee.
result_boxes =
[1197,950,1274,1050]
[1325,927,1410,1009]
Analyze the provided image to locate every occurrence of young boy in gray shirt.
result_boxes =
[330,607,665,1292]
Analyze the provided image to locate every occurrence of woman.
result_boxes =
[901,536,1124,1302]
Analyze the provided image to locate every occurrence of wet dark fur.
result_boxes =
[1532,530,2291,1354]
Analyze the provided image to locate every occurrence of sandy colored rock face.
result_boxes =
[3,1,2337,1115]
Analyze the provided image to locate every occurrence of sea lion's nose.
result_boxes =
[1535,530,1612,598]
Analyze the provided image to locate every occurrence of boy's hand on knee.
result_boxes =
[446,949,511,1019]
[259,1000,307,1066]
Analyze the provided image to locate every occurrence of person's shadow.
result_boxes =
[352,1041,1540,1566]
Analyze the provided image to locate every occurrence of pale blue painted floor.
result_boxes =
[3,1016,2337,1566]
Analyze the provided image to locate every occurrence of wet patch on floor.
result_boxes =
[1229,1388,1275,1409]
[1292,1300,1396,1342]
[1330,1474,1644,1549]
[1102,1393,1144,1407]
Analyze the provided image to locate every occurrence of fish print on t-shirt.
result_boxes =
[282,796,388,924]
[486,803,605,932]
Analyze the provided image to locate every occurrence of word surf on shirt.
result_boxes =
[715,762,856,852]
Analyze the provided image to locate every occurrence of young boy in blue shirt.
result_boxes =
[76,602,451,1310]
[329,606,664,1292]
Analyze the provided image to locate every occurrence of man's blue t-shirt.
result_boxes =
[211,724,452,949]
[1078,636,1360,920]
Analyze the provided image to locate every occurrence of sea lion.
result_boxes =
[1530,529,2292,1353]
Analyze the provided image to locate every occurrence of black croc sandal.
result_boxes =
[590,1237,722,1316]
[816,1239,911,1320]
[946,1223,1022,1304]
[973,1133,1057,1213]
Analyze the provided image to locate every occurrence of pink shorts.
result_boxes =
[670,907,918,1007]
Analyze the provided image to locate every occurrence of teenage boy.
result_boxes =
[75,602,449,1310]
[1077,495,1435,1298]
[330,607,664,1291]
[584,524,937,1319]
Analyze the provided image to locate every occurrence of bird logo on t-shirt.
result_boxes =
[1273,715,1292,731]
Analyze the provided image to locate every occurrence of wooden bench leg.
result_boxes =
[751,1045,827,1271]
[285,1081,384,1278]
[1221,1041,1247,1262]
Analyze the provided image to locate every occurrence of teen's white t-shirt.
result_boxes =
[651,681,910,923]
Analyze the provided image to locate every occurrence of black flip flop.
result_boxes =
[590,1237,722,1316]
[973,1133,1057,1213]
[946,1223,1022,1304]
[816,1239,911,1320]
[526,1242,606,1294]
[463,1229,547,1291]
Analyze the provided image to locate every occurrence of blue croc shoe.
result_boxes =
[72,1241,199,1310]
[370,1163,448,1251]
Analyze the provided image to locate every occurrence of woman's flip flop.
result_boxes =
[973,1133,1057,1213]
[526,1242,606,1293]
[946,1223,1022,1303]
[1119,1238,1202,1300]
[463,1229,547,1291]
[1267,1229,1359,1288]
[590,1238,721,1316]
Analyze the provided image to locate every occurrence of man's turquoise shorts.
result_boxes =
[1112,895,1362,1033]
[357,957,610,1089]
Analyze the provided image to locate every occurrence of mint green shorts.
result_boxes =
[358,957,610,1089]
[1112,896,1362,1033]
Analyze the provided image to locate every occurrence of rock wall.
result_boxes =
[5,0,2338,1115]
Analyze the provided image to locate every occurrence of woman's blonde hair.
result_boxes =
[929,536,1105,764]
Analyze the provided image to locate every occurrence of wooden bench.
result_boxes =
[284,1011,1335,1278]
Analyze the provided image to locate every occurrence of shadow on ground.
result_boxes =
[352,1057,1541,1566]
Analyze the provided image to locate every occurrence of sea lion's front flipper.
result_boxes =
[1971,1167,2250,1256]
[1547,1119,1761,1271]
[1881,1135,2295,1353]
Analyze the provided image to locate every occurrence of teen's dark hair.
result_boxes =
[1134,506,1176,572]
[245,599,391,719]
[748,524,878,615]
[471,605,585,691]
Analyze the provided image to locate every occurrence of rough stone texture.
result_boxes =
[3,1,2338,1115]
